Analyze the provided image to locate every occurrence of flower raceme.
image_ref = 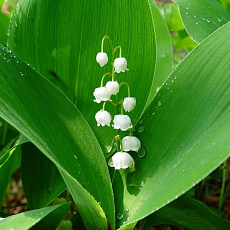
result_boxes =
[94,36,142,170]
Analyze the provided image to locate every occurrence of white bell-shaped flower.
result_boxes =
[122,136,141,152]
[109,152,134,170]
[113,115,133,131]
[96,52,108,67]
[123,97,136,112]
[114,57,128,73]
[106,81,119,95]
[93,87,110,103]
[95,110,111,127]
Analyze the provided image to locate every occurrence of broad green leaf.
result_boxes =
[0,203,70,230]
[163,3,184,31]
[0,0,4,8]
[0,140,21,206]
[145,0,173,107]
[0,12,10,45]
[115,21,230,229]
[0,134,27,167]
[144,195,230,229]
[173,0,230,43]
[21,143,66,209]
[0,46,114,229]
[7,0,156,154]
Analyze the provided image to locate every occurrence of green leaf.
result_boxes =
[115,21,230,229]
[7,0,156,153]
[0,0,4,8]
[0,134,27,167]
[144,195,230,229]
[0,46,114,229]
[173,0,230,43]
[0,139,21,206]
[0,12,10,46]
[21,143,66,209]
[0,203,70,230]
[146,0,173,107]
[163,3,184,31]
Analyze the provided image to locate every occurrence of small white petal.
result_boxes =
[106,81,119,95]
[114,57,128,73]
[93,87,110,103]
[95,110,111,127]
[113,115,133,131]
[109,152,134,170]
[123,97,136,112]
[96,52,108,67]
[122,136,141,152]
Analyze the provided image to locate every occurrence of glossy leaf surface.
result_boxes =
[146,0,173,107]
[0,45,113,229]
[21,143,66,209]
[173,0,230,43]
[0,203,70,230]
[8,0,156,153]
[144,195,230,229]
[116,21,230,229]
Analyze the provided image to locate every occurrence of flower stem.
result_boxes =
[114,46,122,57]
[102,102,106,111]
[120,100,124,115]
[100,72,111,87]
[120,82,131,97]
[219,160,229,209]
[1,121,8,146]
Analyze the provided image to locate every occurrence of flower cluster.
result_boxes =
[94,36,141,170]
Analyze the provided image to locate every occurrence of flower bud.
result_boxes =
[108,152,134,170]
[95,110,111,127]
[93,87,110,103]
[106,81,119,95]
[96,52,108,67]
[56,220,72,230]
[122,136,141,152]
[123,97,136,112]
[113,115,133,131]
[114,57,128,73]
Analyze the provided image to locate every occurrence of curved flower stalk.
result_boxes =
[93,35,143,170]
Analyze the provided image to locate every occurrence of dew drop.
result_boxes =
[117,213,123,219]
[196,22,199,25]
[108,158,114,167]
[74,155,78,160]
[138,125,145,133]
[152,111,155,116]
[185,12,188,15]
[218,18,222,22]
[126,208,129,212]
[207,19,210,23]
[194,15,197,18]
[138,147,146,158]
[157,101,162,107]
[138,119,144,125]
